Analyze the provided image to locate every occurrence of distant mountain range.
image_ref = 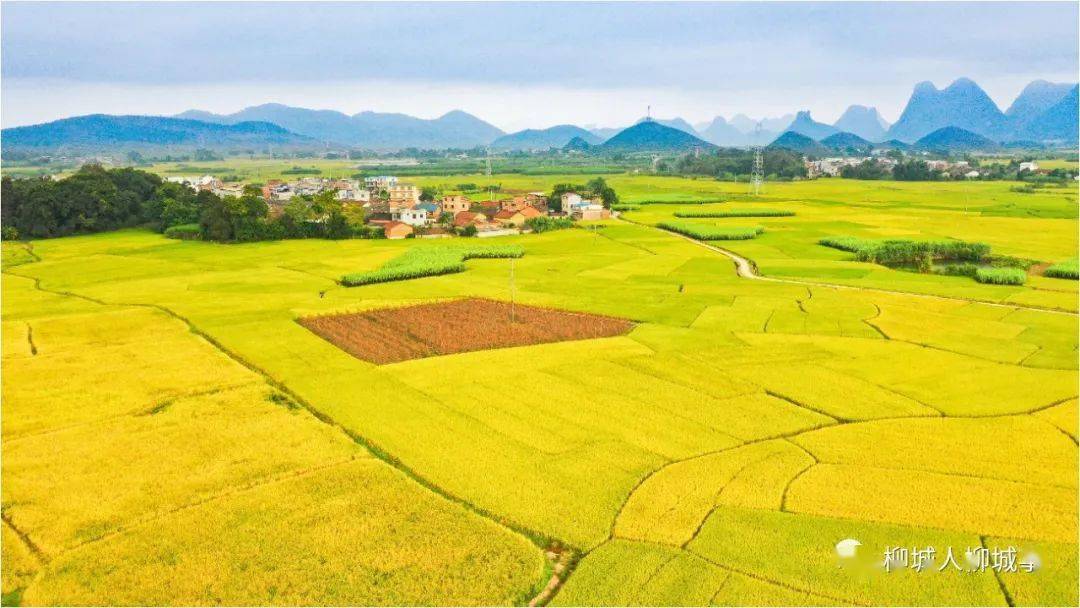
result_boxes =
[176,103,504,149]
[490,125,601,150]
[768,124,1000,156]
[0,114,315,151]
[885,78,1077,144]
[3,78,1076,154]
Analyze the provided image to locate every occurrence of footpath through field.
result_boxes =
[627,218,1078,317]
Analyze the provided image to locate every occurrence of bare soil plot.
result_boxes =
[299,298,635,364]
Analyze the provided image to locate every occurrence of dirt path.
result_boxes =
[628,219,1078,317]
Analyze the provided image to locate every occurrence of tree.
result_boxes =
[547,183,585,212]
[325,210,351,239]
[420,186,439,202]
[586,177,619,209]
[199,194,234,242]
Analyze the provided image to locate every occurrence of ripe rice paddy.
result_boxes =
[1,175,1077,606]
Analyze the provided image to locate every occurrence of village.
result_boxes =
[163,174,612,239]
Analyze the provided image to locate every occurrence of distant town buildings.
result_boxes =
[172,172,605,239]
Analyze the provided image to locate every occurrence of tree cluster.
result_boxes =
[546,177,618,211]
[2,165,368,243]
[670,149,807,180]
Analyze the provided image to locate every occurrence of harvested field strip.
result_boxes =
[299,298,635,364]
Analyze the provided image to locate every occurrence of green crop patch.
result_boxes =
[674,208,795,218]
[657,221,765,240]
[341,245,524,286]
[1045,258,1079,280]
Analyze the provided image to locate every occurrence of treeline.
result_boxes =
[841,160,938,181]
[1,164,368,242]
[2,165,162,239]
[546,177,619,211]
[842,159,1079,182]
[666,149,808,180]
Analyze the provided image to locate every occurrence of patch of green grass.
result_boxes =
[341,244,524,286]
[1045,258,1079,280]
[674,208,794,218]
[974,266,1027,285]
[657,221,764,240]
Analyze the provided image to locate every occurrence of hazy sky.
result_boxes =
[2,1,1077,130]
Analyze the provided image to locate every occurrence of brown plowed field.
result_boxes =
[298,298,635,364]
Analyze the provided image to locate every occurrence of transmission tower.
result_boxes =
[749,122,765,196]
[485,147,493,176]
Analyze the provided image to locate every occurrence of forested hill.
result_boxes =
[1,115,317,151]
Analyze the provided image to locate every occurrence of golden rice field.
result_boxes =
[1,176,1077,606]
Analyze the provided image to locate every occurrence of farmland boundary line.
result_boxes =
[1,514,46,563]
[7,267,573,607]
[981,535,1015,607]
[624,218,1078,317]
[25,322,37,355]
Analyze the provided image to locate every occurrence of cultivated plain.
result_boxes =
[1,176,1077,606]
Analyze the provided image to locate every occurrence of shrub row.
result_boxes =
[632,199,726,205]
[974,267,1027,285]
[611,204,641,212]
[819,236,990,267]
[674,209,794,218]
[1045,258,1079,280]
[341,245,524,287]
[658,221,764,240]
[163,223,202,240]
[525,216,576,233]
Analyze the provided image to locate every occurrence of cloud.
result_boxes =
[2,2,1076,127]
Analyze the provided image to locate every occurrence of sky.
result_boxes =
[2,1,1078,131]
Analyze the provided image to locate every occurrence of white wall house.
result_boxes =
[399,208,429,227]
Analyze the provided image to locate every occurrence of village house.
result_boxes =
[500,196,530,212]
[560,192,583,210]
[441,195,471,215]
[453,211,487,228]
[399,207,430,227]
[524,192,548,210]
[337,188,371,202]
[212,183,245,198]
[518,205,542,220]
[572,205,611,221]
[364,175,398,192]
[562,192,609,219]
[493,209,526,227]
[416,201,440,218]
[381,221,414,239]
[1019,161,1039,172]
[388,183,421,205]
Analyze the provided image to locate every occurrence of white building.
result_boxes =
[1019,161,1039,172]
[336,188,371,202]
[399,207,429,227]
[561,192,583,211]
[364,175,398,192]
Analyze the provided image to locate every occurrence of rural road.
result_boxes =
[624,218,1079,317]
